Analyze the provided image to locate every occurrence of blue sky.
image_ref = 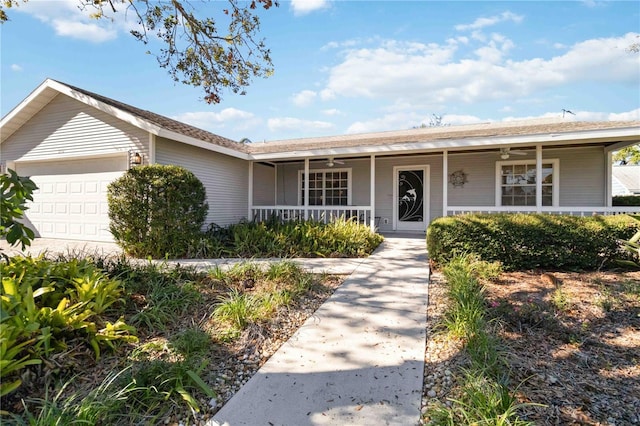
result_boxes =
[1,0,639,142]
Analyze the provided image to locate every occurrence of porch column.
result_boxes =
[274,163,278,205]
[605,149,613,207]
[536,145,542,212]
[304,158,309,220]
[248,161,254,220]
[442,150,448,217]
[370,155,376,231]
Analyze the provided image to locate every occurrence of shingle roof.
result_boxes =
[247,119,640,155]
[56,81,249,153]
[612,165,640,194]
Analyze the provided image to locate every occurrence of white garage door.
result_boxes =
[16,157,126,242]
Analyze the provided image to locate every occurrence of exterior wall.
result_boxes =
[554,146,605,206]
[0,94,148,167]
[253,163,276,206]
[375,155,443,233]
[275,159,371,205]
[446,146,606,208]
[155,137,248,227]
[447,152,496,206]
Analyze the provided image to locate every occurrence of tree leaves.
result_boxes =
[0,0,277,104]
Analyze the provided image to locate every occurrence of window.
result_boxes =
[496,160,559,207]
[298,169,351,206]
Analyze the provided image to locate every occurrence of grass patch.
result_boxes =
[425,255,535,425]
[2,255,338,424]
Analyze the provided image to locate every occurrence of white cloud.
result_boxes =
[11,64,23,72]
[291,90,317,107]
[321,108,342,116]
[173,108,261,132]
[455,11,523,32]
[290,0,330,16]
[51,19,117,42]
[346,112,486,134]
[268,117,334,133]
[12,0,127,43]
[319,33,640,107]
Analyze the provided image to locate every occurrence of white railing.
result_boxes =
[251,205,373,225]
[447,206,640,217]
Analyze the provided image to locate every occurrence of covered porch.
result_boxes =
[246,121,640,232]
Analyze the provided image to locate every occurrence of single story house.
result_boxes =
[1,79,639,242]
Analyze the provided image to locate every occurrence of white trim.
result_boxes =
[495,158,560,208]
[248,161,254,220]
[297,167,353,206]
[536,145,542,212]
[249,127,640,161]
[393,165,429,232]
[442,150,448,217]
[149,133,156,164]
[370,155,376,230]
[14,151,128,164]
[606,149,613,207]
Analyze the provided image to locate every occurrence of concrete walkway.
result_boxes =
[209,235,429,426]
[0,239,363,275]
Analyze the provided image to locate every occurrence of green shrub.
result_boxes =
[612,195,640,206]
[427,213,640,270]
[203,218,383,258]
[0,257,137,397]
[107,165,208,258]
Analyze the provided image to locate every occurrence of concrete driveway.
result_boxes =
[0,238,123,258]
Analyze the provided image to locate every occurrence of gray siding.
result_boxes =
[155,137,248,227]
[375,155,443,233]
[554,147,605,206]
[445,147,605,208]
[1,94,148,166]
[253,163,276,205]
[448,152,496,207]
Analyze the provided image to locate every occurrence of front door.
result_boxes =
[394,166,429,232]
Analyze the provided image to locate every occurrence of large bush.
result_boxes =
[427,213,640,270]
[108,165,208,258]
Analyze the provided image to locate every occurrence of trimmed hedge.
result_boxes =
[108,165,208,258]
[427,213,640,270]
[613,195,640,206]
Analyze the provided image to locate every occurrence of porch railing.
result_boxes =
[251,206,373,225]
[446,206,640,216]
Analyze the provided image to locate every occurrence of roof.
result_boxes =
[2,79,639,162]
[0,79,249,159]
[612,165,640,194]
[247,119,640,157]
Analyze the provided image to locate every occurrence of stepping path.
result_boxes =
[209,234,429,426]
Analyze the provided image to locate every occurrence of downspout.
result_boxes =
[148,133,156,164]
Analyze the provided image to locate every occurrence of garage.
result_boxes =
[15,156,127,242]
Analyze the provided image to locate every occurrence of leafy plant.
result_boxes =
[107,165,208,258]
[0,257,137,396]
[0,169,37,251]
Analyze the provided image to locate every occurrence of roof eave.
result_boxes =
[248,126,640,161]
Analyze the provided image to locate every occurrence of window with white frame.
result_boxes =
[496,160,559,207]
[298,169,351,206]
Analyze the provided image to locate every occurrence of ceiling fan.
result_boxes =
[326,157,345,167]
[499,148,527,160]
